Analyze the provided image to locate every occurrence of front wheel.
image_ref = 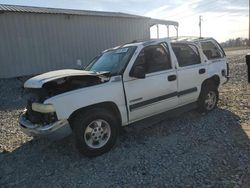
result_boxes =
[198,84,219,113]
[70,108,119,157]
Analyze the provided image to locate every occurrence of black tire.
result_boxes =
[198,83,219,113]
[70,108,119,157]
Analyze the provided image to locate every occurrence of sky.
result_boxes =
[0,0,248,42]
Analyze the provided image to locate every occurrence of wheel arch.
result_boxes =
[201,75,220,89]
[68,101,122,127]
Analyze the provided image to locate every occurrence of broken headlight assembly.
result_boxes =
[32,103,56,113]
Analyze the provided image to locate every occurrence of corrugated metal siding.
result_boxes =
[0,12,150,78]
[0,4,146,18]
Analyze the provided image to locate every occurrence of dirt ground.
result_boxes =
[0,49,250,187]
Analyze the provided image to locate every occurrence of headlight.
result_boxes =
[32,103,56,113]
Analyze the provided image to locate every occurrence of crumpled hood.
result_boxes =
[24,69,100,88]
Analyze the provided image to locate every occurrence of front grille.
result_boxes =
[26,101,43,124]
[25,101,57,124]
[24,88,58,125]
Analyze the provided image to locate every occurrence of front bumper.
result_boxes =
[19,114,72,139]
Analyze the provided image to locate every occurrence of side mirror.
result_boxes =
[131,66,146,79]
[76,59,83,70]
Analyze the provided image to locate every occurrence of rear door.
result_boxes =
[123,43,178,122]
[171,43,208,105]
[200,39,229,82]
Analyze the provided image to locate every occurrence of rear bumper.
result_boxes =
[222,62,229,84]
[19,114,72,139]
[223,75,230,84]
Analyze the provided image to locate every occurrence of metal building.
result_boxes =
[0,4,178,78]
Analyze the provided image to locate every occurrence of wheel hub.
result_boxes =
[91,127,104,141]
[84,119,111,149]
[205,91,216,110]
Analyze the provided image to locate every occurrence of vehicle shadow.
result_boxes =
[1,108,250,187]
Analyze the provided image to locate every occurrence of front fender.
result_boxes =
[44,80,128,125]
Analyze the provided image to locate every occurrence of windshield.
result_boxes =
[85,46,137,76]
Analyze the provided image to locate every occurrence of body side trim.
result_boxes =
[178,87,197,97]
[129,87,197,111]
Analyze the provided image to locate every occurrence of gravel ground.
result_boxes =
[0,50,250,187]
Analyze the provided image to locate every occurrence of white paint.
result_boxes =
[25,38,228,128]
[24,69,97,88]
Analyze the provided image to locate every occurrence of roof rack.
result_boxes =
[170,36,205,42]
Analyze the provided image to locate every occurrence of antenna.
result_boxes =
[199,15,203,38]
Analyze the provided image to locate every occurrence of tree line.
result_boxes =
[220,38,249,48]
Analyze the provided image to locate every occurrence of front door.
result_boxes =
[124,44,178,122]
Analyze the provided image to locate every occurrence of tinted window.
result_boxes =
[171,43,201,67]
[201,41,224,60]
[134,44,171,74]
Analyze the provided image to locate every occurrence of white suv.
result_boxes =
[19,37,229,157]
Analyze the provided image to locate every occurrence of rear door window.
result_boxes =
[171,43,201,67]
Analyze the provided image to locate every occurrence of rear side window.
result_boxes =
[134,44,172,74]
[201,41,224,60]
[171,43,201,67]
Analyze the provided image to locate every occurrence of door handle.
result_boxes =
[199,68,206,74]
[168,75,177,81]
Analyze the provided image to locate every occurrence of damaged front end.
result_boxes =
[19,88,70,139]
[19,70,110,138]
[24,88,57,124]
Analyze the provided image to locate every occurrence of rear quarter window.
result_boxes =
[201,41,224,60]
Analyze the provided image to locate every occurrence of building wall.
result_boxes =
[0,12,150,78]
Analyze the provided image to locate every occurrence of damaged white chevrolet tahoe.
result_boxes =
[19,37,229,157]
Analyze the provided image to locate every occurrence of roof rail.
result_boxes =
[170,36,205,41]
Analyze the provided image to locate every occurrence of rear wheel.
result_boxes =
[198,83,219,113]
[70,108,118,157]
